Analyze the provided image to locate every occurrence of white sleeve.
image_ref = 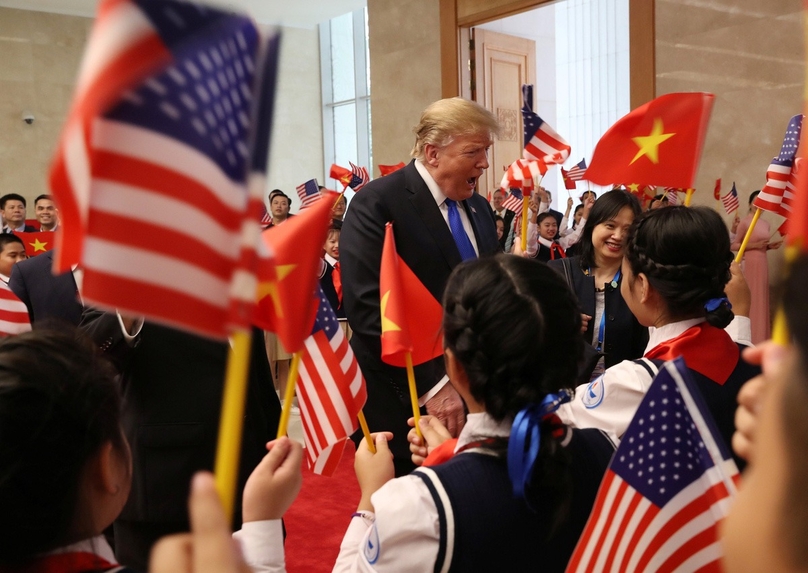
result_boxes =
[556,359,653,444]
[725,315,752,347]
[232,520,285,573]
[332,475,441,573]
[525,221,539,257]
[559,217,587,249]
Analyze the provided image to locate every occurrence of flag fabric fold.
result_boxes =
[296,178,321,210]
[378,162,406,176]
[0,282,31,336]
[501,189,524,213]
[722,183,740,215]
[501,158,545,192]
[255,191,338,352]
[566,358,739,573]
[753,114,803,217]
[522,84,571,167]
[348,162,370,190]
[561,167,577,190]
[297,286,367,475]
[585,92,715,189]
[379,222,443,367]
[49,0,281,339]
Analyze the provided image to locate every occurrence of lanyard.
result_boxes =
[595,269,621,352]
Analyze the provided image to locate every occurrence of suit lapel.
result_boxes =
[405,165,462,269]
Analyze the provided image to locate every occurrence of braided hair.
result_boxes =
[442,255,583,421]
[625,206,734,328]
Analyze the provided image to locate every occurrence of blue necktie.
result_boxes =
[445,199,477,261]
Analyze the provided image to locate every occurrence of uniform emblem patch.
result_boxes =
[582,375,605,409]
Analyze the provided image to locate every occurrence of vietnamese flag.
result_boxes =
[713,178,722,201]
[560,167,576,190]
[16,232,54,257]
[329,164,353,188]
[379,222,443,367]
[378,162,406,176]
[254,191,337,352]
[586,92,715,189]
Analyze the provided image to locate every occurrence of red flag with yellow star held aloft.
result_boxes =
[379,222,443,367]
[586,92,715,189]
[254,191,338,352]
[16,232,54,257]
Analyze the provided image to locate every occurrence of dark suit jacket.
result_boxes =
[80,311,280,527]
[493,208,515,250]
[8,250,82,327]
[341,160,499,463]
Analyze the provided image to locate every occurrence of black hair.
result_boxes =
[34,194,53,206]
[578,189,641,270]
[537,212,556,225]
[269,189,291,206]
[749,190,760,206]
[0,329,123,564]
[0,234,24,251]
[493,214,504,224]
[442,256,583,528]
[625,206,734,328]
[0,194,26,209]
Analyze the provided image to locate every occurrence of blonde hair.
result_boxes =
[411,97,500,161]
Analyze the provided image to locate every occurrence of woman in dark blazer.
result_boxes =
[549,189,647,380]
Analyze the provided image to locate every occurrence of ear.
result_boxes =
[637,272,653,305]
[424,143,441,167]
[444,348,466,390]
[95,441,122,495]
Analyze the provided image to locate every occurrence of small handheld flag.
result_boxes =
[522,84,570,167]
[296,178,321,210]
[15,232,53,257]
[722,183,740,215]
[753,114,803,216]
[378,162,406,176]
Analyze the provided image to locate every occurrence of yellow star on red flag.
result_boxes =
[630,118,676,165]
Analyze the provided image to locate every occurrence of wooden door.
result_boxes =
[469,29,536,198]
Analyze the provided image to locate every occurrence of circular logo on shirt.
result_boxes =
[364,523,381,564]
[582,375,605,409]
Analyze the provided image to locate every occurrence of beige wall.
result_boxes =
[0,7,322,215]
[367,0,443,175]
[0,8,91,207]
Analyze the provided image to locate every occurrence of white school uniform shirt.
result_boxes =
[556,316,752,445]
[332,413,511,573]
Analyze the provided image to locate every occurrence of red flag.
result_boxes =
[379,222,443,367]
[586,92,715,189]
[500,159,545,192]
[255,192,338,352]
[378,162,406,176]
[48,0,281,339]
[713,178,721,201]
[297,287,367,475]
[0,282,31,336]
[626,183,655,207]
[561,167,577,190]
[329,164,354,188]
[15,232,54,257]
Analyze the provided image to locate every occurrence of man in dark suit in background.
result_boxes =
[490,188,515,251]
[340,97,501,474]
[9,250,82,327]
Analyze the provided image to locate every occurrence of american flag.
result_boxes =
[663,187,680,206]
[260,204,271,225]
[567,158,587,181]
[297,287,367,475]
[567,358,739,573]
[296,179,321,210]
[522,84,570,166]
[501,158,545,192]
[500,189,524,213]
[754,114,803,216]
[722,183,740,215]
[0,282,31,336]
[49,0,280,338]
[348,161,370,191]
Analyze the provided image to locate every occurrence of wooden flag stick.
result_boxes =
[214,329,253,521]
[734,208,762,263]
[661,188,669,201]
[357,411,376,453]
[771,245,799,345]
[332,190,345,210]
[276,351,303,439]
[405,351,422,440]
[520,195,530,252]
[684,188,695,206]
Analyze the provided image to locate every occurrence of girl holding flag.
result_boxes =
[333,256,615,572]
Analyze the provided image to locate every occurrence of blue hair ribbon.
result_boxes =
[704,297,731,313]
[507,389,572,498]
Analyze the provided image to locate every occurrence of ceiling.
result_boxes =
[0,0,366,28]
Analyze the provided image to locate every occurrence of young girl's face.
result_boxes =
[495,220,505,240]
[538,217,557,240]
[324,233,340,259]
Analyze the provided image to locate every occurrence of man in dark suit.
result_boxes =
[490,189,515,250]
[0,193,37,233]
[9,250,82,327]
[341,97,501,474]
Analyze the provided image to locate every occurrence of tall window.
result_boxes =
[320,8,371,194]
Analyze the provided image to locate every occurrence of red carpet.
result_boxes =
[284,441,360,572]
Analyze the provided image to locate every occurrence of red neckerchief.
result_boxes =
[550,243,566,260]
[332,261,342,307]
[4,552,119,573]
[644,322,738,384]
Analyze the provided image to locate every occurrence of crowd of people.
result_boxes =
[0,96,801,573]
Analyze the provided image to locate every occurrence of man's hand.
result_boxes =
[242,437,303,522]
[407,415,452,466]
[425,383,466,436]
